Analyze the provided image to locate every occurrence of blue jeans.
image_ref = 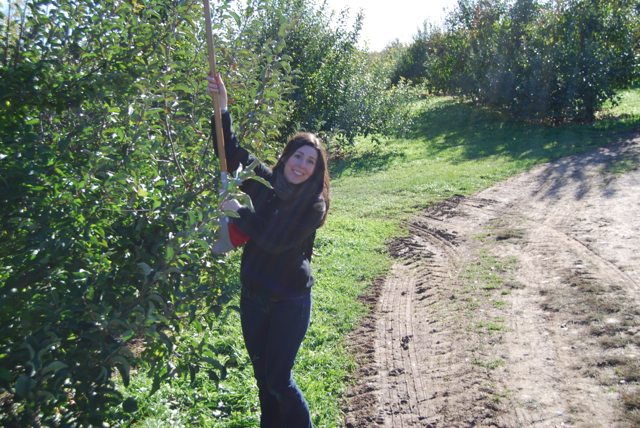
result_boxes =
[240,289,313,428]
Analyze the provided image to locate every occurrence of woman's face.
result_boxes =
[284,145,318,185]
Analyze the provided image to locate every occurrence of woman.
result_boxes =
[207,72,330,428]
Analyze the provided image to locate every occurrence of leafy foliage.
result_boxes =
[393,0,640,123]
[260,0,419,149]
[0,0,294,425]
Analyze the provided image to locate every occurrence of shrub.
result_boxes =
[260,0,420,150]
[0,0,293,425]
[394,0,640,123]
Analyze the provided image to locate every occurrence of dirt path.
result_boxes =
[344,134,640,427]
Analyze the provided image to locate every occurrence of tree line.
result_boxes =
[392,0,639,123]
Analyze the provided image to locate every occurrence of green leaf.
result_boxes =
[189,364,198,385]
[226,305,242,314]
[195,239,209,251]
[150,375,162,396]
[57,139,70,151]
[228,11,241,27]
[138,262,152,276]
[224,209,241,218]
[14,375,33,398]
[148,293,168,312]
[239,193,255,212]
[112,173,128,183]
[94,367,108,383]
[109,318,131,330]
[202,357,224,371]
[122,330,135,342]
[165,246,175,262]
[240,158,261,174]
[41,361,68,376]
[171,83,192,92]
[112,356,130,387]
[192,318,203,333]
[24,337,36,360]
[208,369,219,384]
[248,175,272,188]
[36,390,56,403]
[119,347,134,359]
[123,397,139,413]
[143,108,164,117]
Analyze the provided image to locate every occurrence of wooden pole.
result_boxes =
[204,0,228,190]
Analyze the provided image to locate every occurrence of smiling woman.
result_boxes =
[207,72,331,427]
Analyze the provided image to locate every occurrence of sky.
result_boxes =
[325,0,459,52]
[0,0,457,52]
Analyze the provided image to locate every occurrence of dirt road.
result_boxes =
[344,134,640,427]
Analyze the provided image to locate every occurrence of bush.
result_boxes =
[394,0,640,123]
[0,0,293,425]
[260,0,420,150]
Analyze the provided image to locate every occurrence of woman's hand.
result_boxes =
[222,198,242,213]
[206,72,228,112]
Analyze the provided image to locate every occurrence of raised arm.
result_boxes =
[206,73,251,173]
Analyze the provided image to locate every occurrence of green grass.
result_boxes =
[460,248,519,293]
[473,318,510,333]
[473,358,506,370]
[601,152,639,176]
[118,89,640,427]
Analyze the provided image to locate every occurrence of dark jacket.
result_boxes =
[212,112,325,299]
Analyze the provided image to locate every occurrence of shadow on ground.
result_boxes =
[411,99,640,166]
[330,149,406,179]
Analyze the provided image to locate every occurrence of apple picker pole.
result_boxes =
[204,0,228,190]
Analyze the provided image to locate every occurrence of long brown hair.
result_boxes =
[274,132,331,226]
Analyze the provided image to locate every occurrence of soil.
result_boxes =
[343,133,640,427]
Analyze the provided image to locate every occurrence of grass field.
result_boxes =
[118,90,640,427]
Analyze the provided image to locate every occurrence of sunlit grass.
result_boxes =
[604,87,640,118]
